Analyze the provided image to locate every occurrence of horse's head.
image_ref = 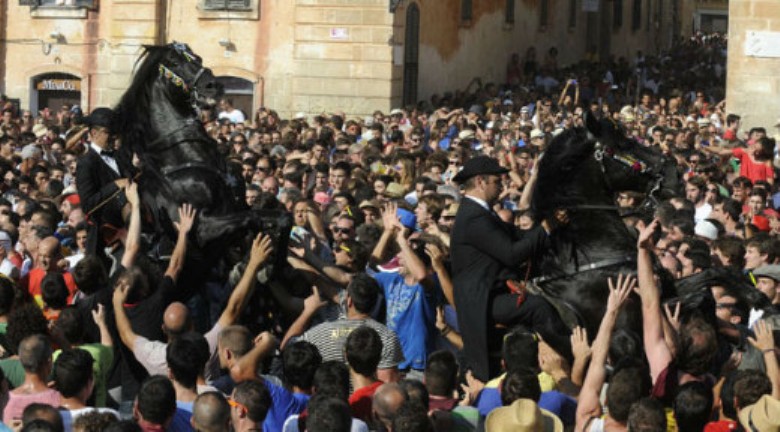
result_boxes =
[585,113,681,206]
[157,42,223,107]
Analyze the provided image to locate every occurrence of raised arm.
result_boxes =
[700,144,732,157]
[112,279,137,349]
[576,274,635,430]
[165,203,196,282]
[426,243,454,306]
[230,331,278,383]
[396,230,427,283]
[91,304,113,347]
[748,320,780,399]
[636,219,672,383]
[280,286,327,350]
[371,202,400,265]
[217,233,273,328]
[120,182,141,268]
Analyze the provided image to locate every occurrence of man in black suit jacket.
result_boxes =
[450,156,570,381]
[76,107,130,256]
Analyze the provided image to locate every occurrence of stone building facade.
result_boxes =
[1,0,680,118]
[726,0,780,131]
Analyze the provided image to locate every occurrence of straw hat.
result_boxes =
[485,399,563,432]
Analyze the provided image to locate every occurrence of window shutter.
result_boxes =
[203,0,250,10]
[19,0,39,5]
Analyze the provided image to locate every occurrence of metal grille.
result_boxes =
[540,0,549,27]
[568,0,577,28]
[632,0,641,31]
[203,0,251,10]
[613,0,623,29]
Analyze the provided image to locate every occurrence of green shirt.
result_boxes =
[53,343,114,407]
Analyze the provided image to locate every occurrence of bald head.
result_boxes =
[37,236,61,271]
[163,302,191,338]
[191,392,230,432]
[372,383,408,429]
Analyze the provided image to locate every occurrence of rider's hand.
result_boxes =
[248,233,273,268]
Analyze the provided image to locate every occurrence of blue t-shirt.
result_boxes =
[169,407,193,432]
[263,378,310,432]
[476,389,576,426]
[372,271,438,370]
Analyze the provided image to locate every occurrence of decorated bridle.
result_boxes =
[158,42,208,102]
[593,139,666,210]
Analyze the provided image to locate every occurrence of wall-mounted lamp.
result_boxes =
[50,31,63,40]
[218,38,231,48]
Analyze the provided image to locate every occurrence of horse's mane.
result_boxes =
[532,127,596,218]
[114,45,170,167]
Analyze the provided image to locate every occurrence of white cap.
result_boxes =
[695,220,718,241]
[294,112,307,120]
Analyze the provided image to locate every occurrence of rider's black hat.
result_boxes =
[83,107,115,131]
[453,155,509,183]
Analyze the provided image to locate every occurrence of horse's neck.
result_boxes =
[149,82,196,137]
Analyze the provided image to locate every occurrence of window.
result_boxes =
[646,0,652,30]
[21,0,95,6]
[505,0,515,24]
[632,0,641,31]
[203,0,250,10]
[568,0,577,28]
[613,0,623,29]
[540,0,549,28]
[461,0,472,22]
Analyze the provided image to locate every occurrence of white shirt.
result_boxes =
[218,109,246,124]
[90,143,119,175]
[464,195,491,212]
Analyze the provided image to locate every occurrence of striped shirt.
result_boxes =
[297,318,404,369]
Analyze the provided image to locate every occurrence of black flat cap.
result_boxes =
[452,155,509,183]
[83,107,115,130]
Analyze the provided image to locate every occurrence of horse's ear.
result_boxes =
[584,111,601,139]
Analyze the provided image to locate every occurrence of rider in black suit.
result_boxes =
[76,107,130,256]
[450,156,571,381]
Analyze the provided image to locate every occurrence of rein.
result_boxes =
[532,255,637,285]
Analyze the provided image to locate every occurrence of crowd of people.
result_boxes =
[0,31,777,432]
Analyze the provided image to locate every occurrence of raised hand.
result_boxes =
[606,273,635,313]
[303,286,327,313]
[249,233,273,268]
[637,219,659,250]
[748,320,775,352]
[174,203,197,234]
[570,326,591,361]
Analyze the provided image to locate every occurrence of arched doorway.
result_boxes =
[216,76,254,121]
[31,72,81,115]
[403,3,420,107]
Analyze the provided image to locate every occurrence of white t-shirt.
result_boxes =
[218,109,246,124]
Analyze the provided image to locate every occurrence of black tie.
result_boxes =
[101,149,114,158]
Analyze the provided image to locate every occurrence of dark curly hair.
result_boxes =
[6,303,48,355]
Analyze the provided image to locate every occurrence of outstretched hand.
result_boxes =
[606,273,635,313]
[249,233,273,268]
[175,203,197,234]
[637,219,659,250]
[381,201,402,232]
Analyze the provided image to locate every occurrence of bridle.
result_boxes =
[591,140,667,213]
[158,42,209,107]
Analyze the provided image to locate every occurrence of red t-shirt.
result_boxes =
[732,147,774,184]
[704,419,738,431]
[349,381,383,423]
[22,268,78,308]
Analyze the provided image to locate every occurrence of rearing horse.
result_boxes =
[113,43,270,266]
[530,114,681,342]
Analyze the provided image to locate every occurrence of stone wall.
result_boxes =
[726,0,780,131]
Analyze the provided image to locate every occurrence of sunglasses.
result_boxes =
[228,398,249,413]
[333,227,352,234]
[255,167,270,172]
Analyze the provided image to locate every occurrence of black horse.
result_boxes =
[529,114,681,341]
[113,43,288,278]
